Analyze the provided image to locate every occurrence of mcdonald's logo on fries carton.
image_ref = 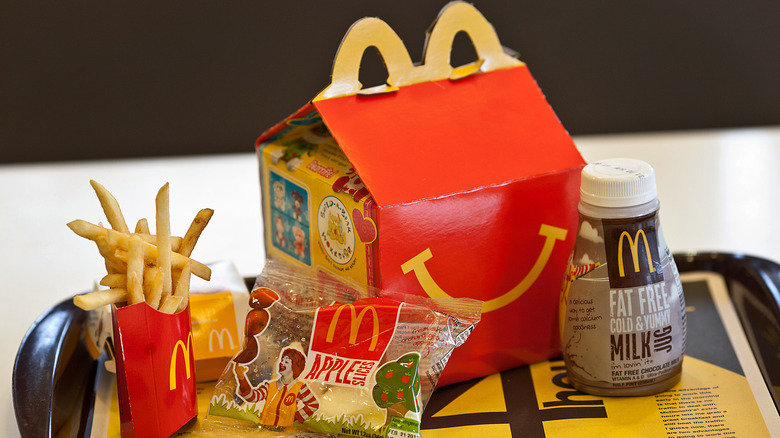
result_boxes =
[111,302,197,438]
[256,2,585,385]
[304,298,402,387]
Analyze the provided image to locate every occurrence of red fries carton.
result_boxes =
[256,2,585,385]
[67,181,212,437]
[111,303,197,438]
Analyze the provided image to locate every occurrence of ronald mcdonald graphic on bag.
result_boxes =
[234,347,320,427]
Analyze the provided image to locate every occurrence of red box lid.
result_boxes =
[312,65,584,207]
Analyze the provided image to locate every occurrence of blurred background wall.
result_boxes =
[2,1,779,163]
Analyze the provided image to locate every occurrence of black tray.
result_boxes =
[13,252,780,437]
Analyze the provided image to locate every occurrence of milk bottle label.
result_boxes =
[560,211,686,391]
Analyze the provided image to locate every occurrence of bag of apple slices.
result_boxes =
[204,258,482,438]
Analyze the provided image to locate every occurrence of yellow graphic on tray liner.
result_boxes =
[422,423,512,438]
[402,224,567,312]
[530,356,773,438]
[433,373,507,417]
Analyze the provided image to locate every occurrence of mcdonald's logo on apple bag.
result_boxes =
[326,303,380,351]
[304,299,402,387]
[311,299,401,361]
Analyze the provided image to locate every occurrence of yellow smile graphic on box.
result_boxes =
[401,224,567,313]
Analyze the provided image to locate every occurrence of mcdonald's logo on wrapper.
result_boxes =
[209,328,236,352]
[305,298,402,387]
[603,214,664,288]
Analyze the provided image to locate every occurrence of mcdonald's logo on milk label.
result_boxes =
[603,213,664,288]
[304,298,402,388]
[170,332,195,390]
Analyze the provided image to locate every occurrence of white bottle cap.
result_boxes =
[580,158,657,208]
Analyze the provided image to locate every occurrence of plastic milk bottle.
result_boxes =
[560,158,687,396]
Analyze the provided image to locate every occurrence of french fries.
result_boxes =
[70,181,212,314]
[68,220,211,280]
[74,288,128,311]
[179,208,213,257]
[100,273,126,288]
[156,183,173,302]
[134,218,149,234]
[126,235,145,305]
[90,180,130,233]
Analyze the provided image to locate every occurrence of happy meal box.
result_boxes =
[257,2,585,385]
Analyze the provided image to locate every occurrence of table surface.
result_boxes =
[4,126,780,437]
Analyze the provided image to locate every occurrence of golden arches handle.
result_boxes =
[422,2,521,81]
[315,2,522,101]
[315,17,415,100]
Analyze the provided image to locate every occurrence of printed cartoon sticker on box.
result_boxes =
[257,2,586,385]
